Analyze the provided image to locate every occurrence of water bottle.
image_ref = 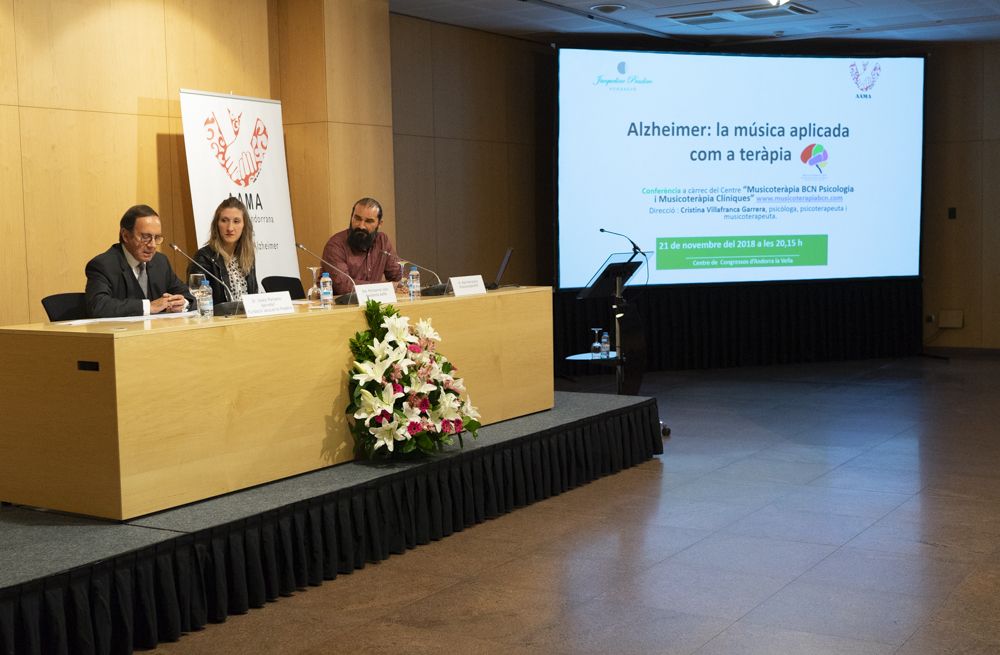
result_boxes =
[600,331,610,358]
[319,272,334,308]
[198,279,214,318]
[407,266,421,301]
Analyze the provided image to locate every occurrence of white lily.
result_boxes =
[370,419,408,452]
[354,382,403,425]
[381,314,418,345]
[352,357,393,387]
[461,396,481,422]
[402,401,424,422]
[414,318,440,342]
[369,336,396,361]
[437,392,462,420]
[405,377,437,395]
[386,344,417,372]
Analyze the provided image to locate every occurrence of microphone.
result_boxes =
[381,250,447,296]
[599,228,643,256]
[170,243,243,316]
[295,243,358,305]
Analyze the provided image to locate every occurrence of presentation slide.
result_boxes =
[557,49,924,289]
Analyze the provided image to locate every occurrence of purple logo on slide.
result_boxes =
[849,60,881,92]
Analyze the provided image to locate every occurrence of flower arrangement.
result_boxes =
[347,300,481,458]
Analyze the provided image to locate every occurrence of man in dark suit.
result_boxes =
[84,205,194,318]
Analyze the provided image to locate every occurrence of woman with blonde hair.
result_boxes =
[189,197,259,304]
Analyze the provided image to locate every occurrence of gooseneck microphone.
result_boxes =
[170,243,243,315]
[295,243,358,304]
[381,250,447,296]
[599,228,643,256]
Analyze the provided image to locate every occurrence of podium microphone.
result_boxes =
[599,228,643,256]
[169,243,243,315]
[381,250,447,296]
[295,243,359,304]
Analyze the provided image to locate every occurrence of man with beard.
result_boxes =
[320,197,403,295]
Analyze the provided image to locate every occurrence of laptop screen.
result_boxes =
[492,247,513,288]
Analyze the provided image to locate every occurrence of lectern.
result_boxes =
[577,252,648,395]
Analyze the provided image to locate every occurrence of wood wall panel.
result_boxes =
[276,0,326,125]
[164,0,272,115]
[433,139,508,280]
[162,116,196,278]
[390,16,545,286]
[324,0,392,126]
[285,121,332,285]
[14,0,168,115]
[431,22,507,142]
[0,0,15,105]
[921,140,983,347]
[924,45,983,142]
[985,44,1000,142]
[327,122,396,242]
[0,106,28,325]
[392,134,436,264]
[504,41,542,146]
[506,142,540,286]
[20,109,170,323]
[982,139,1000,347]
[389,15,433,137]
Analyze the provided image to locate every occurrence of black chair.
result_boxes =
[41,292,88,322]
[261,275,306,300]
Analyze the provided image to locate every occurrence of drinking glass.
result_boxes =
[306,266,321,301]
[590,327,602,359]
[188,273,205,297]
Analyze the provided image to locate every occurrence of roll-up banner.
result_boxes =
[179,89,299,281]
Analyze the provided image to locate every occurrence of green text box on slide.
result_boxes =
[656,235,828,270]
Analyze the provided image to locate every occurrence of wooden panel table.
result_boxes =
[0,287,553,520]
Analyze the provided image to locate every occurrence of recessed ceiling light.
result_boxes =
[590,4,626,14]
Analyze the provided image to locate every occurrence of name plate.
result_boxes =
[450,275,487,297]
[356,282,397,304]
[241,291,295,317]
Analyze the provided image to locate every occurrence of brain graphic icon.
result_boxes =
[800,144,828,172]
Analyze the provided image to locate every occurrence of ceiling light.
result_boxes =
[590,4,626,13]
[767,0,791,5]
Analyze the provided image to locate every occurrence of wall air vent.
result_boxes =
[660,3,816,26]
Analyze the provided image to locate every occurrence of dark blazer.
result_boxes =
[188,246,259,305]
[84,243,193,318]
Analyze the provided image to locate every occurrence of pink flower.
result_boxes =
[392,382,403,394]
[373,409,392,425]
[419,397,431,412]
[408,343,422,353]
[454,418,463,433]
[441,419,454,434]
[407,421,422,436]
[390,365,403,382]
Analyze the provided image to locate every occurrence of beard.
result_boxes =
[347,227,376,252]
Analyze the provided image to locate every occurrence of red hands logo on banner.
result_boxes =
[204,109,269,187]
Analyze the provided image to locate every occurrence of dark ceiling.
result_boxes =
[389,0,1000,45]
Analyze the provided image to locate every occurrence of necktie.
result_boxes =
[137,262,149,298]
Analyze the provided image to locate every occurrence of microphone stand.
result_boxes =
[382,250,447,296]
[295,243,359,305]
[597,228,647,396]
[170,243,243,316]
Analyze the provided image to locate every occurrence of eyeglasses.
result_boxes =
[135,232,165,245]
